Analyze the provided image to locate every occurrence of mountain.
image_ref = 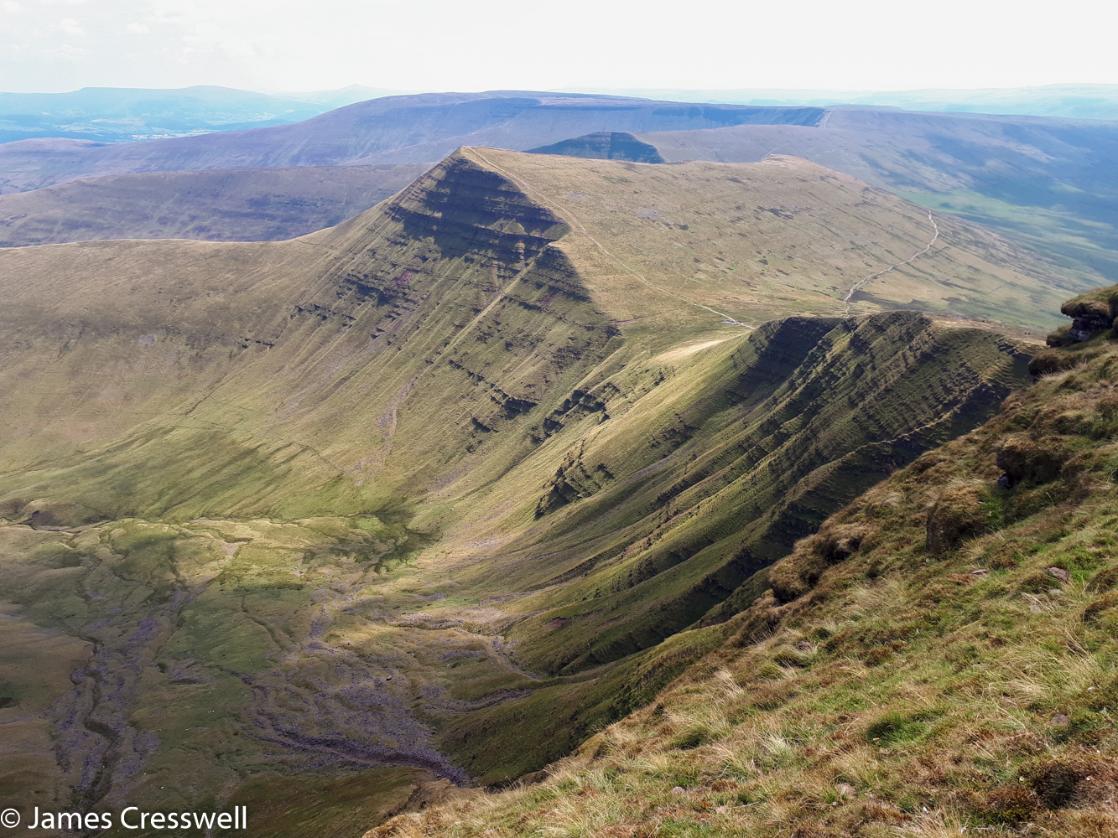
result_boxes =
[0,85,399,144]
[641,107,1118,281]
[2,149,1070,498]
[596,84,1118,121]
[0,92,823,194]
[4,92,1115,269]
[373,284,1118,837]
[0,148,1084,833]
[0,164,425,246]
[0,92,822,247]
[529,131,665,163]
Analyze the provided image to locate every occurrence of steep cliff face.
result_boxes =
[451,312,1032,678]
[408,311,1034,788]
[372,308,1118,838]
[380,153,572,260]
[0,149,1072,833]
[0,152,617,520]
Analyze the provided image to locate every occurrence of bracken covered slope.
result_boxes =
[372,289,1118,837]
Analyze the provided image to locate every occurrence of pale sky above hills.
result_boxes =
[2,0,1116,94]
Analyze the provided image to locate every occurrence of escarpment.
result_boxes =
[0,147,1096,833]
[0,150,619,517]
[381,152,572,265]
[483,311,1032,680]
[407,309,1038,788]
[369,311,1118,838]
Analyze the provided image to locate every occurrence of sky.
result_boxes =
[2,0,1117,94]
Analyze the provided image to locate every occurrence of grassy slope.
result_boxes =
[0,150,1090,833]
[491,315,1029,671]
[0,152,625,832]
[373,293,1118,837]
[419,312,1031,786]
[0,164,425,246]
[643,109,1118,283]
[470,149,1086,336]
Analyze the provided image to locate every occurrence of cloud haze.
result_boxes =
[2,0,1116,93]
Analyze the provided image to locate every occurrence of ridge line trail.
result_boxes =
[469,149,753,330]
[842,210,940,315]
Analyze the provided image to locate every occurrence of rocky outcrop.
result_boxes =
[996,433,1068,486]
[926,481,990,555]
[1048,286,1118,345]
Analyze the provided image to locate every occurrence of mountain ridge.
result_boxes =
[0,146,1105,834]
[0,92,823,194]
[370,284,1118,837]
[642,107,1118,280]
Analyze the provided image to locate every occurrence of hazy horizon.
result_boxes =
[4,82,1118,97]
[3,0,1116,95]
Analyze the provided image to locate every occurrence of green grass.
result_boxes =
[0,149,1103,833]
[903,188,1118,281]
[372,294,1118,836]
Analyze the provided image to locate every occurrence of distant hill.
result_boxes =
[0,163,424,246]
[0,92,823,194]
[598,84,1118,121]
[3,92,1116,276]
[0,84,400,144]
[641,107,1118,281]
[530,131,665,163]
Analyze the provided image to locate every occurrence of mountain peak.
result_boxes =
[529,131,666,163]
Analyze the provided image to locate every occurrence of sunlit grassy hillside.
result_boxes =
[373,290,1118,837]
[0,149,1102,834]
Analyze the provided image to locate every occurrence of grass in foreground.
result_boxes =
[372,301,1118,836]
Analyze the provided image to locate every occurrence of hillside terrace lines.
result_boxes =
[369,286,1118,837]
[0,161,1064,834]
